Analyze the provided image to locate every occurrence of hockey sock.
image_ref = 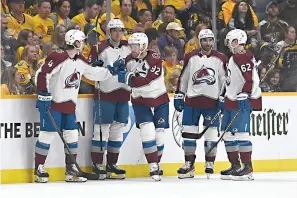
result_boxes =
[204,141,217,162]
[35,141,50,165]
[183,139,197,157]
[156,128,165,163]
[157,144,164,163]
[91,140,107,164]
[65,142,78,164]
[224,141,240,165]
[142,140,158,163]
[107,141,122,165]
[238,140,252,166]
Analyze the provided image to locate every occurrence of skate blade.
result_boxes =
[107,172,125,179]
[178,172,195,179]
[151,175,161,181]
[220,175,232,180]
[65,175,87,182]
[231,174,254,181]
[206,173,212,179]
[35,176,48,183]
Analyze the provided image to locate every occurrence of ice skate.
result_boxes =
[205,161,214,179]
[106,164,126,179]
[158,164,163,175]
[92,163,107,180]
[65,164,87,182]
[149,163,161,181]
[35,164,49,183]
[220,164,241,180]
[177,161,195,179]
[231,162,254,181]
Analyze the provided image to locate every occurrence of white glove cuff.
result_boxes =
[174,93,184,99]
[38,95,52,101]
[237,93,249,101]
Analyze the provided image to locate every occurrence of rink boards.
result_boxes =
[1,93,297,184]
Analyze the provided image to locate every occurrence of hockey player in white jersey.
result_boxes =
[88,19,131,180]
[220,29,262,181]
[118,33,170,181]
[34,29,120,183]
[174,29,228,179]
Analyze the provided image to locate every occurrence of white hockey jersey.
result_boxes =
[37,50,113,114]
[176,50,228,109]
[89,40,131,101]
[125,50,169,107]
[225,50,262,111]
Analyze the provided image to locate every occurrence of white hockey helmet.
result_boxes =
[128,33,148,58]
[65,29,86,46]
[225,29,247,47]
[198,29,215,41]
[107,19,124,38]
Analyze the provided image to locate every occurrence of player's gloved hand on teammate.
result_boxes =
[174,91,185,112]
[237,92,251,112]
[218,96,225,111]
[36,92,52,113]
[107,59,126,75]
[91,60,104,67]
[118,70,134,86]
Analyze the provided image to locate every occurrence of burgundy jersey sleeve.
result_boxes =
[37,51,68,93]
[233,51,255,94]
[130,52,163,88]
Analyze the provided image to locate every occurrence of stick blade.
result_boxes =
[82,172,100,180]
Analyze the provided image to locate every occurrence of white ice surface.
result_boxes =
[1,172,297,198]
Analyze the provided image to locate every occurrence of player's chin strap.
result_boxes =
[136,46,147,59]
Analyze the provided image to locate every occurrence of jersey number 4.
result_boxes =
[240,63,252,72]
[48,60,54,67]
[150,66,161,75]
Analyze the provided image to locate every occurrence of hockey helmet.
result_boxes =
[107,19,124,39]
[65,29,86,46]
[225,29,247,47]
[198,29,214,41]
[128,32,148,50]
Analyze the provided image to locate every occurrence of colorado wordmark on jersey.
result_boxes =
[125,50,169,107]
[225,50,262,111]
[89,40,131,101]
[37,50,113,114]
[177,50,228,109]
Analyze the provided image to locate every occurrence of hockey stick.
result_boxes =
[206,109,241,156]
[182,109,222,140]
[260,47,281,83]
[46,108,100,180]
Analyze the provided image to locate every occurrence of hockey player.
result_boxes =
[174,29,228,179]
[118,33,169,181]
[89,18,131,180]
[221,29,262,181]
[34,29,121,183]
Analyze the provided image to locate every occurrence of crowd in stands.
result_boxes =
[1,0,297,96]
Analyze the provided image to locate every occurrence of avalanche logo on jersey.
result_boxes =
[192,65,216,85]
[64,69,81,89]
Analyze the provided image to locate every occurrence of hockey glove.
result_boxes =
[218,96,225,111]
[37,92,52,113]
[174,92,185,112]
[237,92,251,112]
[92,60,104,67]
[118,70,134,86]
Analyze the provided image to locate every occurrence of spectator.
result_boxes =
[116,0,137,37]
[6,0,34,39]
[145,27,160,54]
[24,0,39,16]
[33,0,55,43]
[14,45,39,94]
[166,68,182,93]
[16,29,33,62]
[37,42,59,68]
[52,24,67,49]
[50,0,71,28]
[221,0,258,26]
[164,0,192,11]
[1,14,17,65]
[1,0,9,16]
[134,0,152,12]
[71,0,99,32]
[152,5,185,39]
[0,44,12,69]
[158,22,184,61]
[138,9,153,27]
[184,23,208,54]
[259,1,288,46]
[275,26,296,52]
[279,0,297,29]
[97,0,107,18]
[228,0,258,48]
[260,69,281,92]
[277,26,297,92]
[163,46,182,85]
[1,67,23,96]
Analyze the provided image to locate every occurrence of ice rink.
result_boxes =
[1,172,297,198]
